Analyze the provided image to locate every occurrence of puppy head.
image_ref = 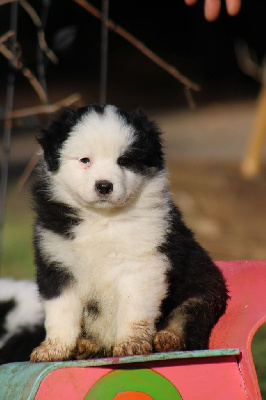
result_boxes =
[38,105,165,209]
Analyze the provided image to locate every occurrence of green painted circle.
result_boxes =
[85,368,182,400]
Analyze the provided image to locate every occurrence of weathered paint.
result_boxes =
[34,355,247,400]
[0,349,238,400]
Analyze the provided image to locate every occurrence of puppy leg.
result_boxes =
[154,297,210,352]
[113,259,168,357]
[154,320,186,353]
[113,321,154,357]
[30,287,82,362]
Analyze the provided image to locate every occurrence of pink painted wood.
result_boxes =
[210,260,266,400]
[32,261,266,399]
[35,356,246,399]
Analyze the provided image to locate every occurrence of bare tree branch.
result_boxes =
[0,31,14,45]
[19,0,58,64]
[11,93,83,198]
[0,0,57,64]
[2,93,82,119]
[0,42,48,103]
[184,87,196,109]
[235,41,263,83]
[12,152,39,200]
[72,0,201,92]
[0,0,16,5]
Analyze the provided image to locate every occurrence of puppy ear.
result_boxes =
[37,107,80,172]
[131,107,161,136]
[38,105,104,171]
[132,107,148,119]
[130,107,165,170]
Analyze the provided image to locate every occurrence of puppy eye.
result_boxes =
[117,156,132,167]
[79,157,91,164]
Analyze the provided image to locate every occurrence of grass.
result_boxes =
[1,193,35,279]
[1,212,34,279]
[1,189,265,397]
[252,323,266,397]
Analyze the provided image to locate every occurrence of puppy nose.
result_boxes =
[95,180,113,195]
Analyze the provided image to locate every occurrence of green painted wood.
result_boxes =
[0,349,239,400]
[84,369,182,399]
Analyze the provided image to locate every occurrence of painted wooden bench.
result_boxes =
[0,260,265,399]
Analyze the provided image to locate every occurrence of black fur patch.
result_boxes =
[0,325,45,365]
[39,105,163,174]
[0,299,16,338]
[116,108,165,174]
[38,105,104,172]
[157,202,228,350]
[32,171,81,240]
[87,300,100,319]
[34,244,76,300]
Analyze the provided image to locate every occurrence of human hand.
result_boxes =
[184,0,241,21]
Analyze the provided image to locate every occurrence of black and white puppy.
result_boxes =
[30,105,228,362]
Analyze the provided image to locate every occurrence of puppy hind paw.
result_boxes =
[154,330,185,352]
[30,340,73,362]
[74,338,101,360]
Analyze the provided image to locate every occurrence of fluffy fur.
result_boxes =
[30,105,228,362]
[0,278,44,364]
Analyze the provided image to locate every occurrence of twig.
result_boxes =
[11,93,83,198]
[184,87,196,109]
[1,93,82,120]
[0,42,48,104]
[0,0,16,5]
[72,0,201,92]
[0,0,57,65]
[19,0,58,64]
[36,0,52,103]
[12,152,39,200]
[235,41,263,83]
[0,30,14,45]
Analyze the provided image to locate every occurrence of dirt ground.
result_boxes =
[3,91,266,262]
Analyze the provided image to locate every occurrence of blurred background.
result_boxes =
[0,0,265,394]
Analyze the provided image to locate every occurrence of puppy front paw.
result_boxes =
[30,340,73,362]
[74,338,101,360]
[154,329,185,352]
[113,321,154,357]
[113,337,152,357]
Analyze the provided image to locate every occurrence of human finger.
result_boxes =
[184,0,198,5]
[226,0,241,16]
[204,0,221,21]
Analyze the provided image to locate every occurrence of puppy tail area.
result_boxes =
[0,325,45,365]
